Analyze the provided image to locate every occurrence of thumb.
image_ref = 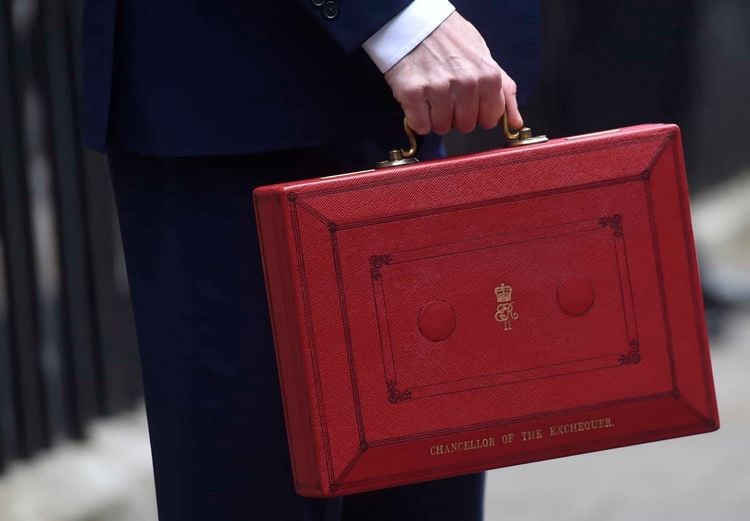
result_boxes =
[502,71,523,130]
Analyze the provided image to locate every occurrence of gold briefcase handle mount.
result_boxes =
[376,115,549,168]
[503,115,549,147]
[376,118,420,169]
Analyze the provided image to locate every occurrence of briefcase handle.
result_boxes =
[376,115,548,168]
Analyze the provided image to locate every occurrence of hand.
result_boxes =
[383,11,522,136]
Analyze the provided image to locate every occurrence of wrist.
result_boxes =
[363,0,456,73]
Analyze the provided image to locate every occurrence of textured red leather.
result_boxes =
[253,124,719,497]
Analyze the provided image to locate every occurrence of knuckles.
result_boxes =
[450,73,479,93]
[388,57,514,135]
[425,80,451,98]
[478,68,503,91]
[395,83,425,104]
[393,62,504,102]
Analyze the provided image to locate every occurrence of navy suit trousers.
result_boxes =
[107,139,485,521]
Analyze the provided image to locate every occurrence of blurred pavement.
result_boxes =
[0,412,156,521]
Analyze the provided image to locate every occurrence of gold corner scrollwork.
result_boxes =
[370,254,392,281]
[599,214,624,237]
[387,380,412,404]
[619,339,641,365]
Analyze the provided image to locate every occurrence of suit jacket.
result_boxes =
[82,0,541,156]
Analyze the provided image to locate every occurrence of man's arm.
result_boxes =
[299,0,523,135]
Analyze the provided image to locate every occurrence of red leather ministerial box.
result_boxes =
[253,124,719,497]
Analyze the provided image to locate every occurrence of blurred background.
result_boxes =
[0,1,748,520]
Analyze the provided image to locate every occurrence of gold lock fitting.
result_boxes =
[503,115,549,147]
[376,119,419,168]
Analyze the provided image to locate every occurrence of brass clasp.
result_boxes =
[503,115,549,147]
[376,118,420,168]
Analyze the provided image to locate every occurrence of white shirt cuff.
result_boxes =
[363,0,456,74]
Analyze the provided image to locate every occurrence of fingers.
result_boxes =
[454,65,523,133]
[400,71,522,135]
[477,68,504,130]
[428,82,453,135]
[384,38,522,134]
[451,78,480,134]
[397,83,431,135]
[501,70,523,130]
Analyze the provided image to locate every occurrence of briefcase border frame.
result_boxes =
[281,127,717,492]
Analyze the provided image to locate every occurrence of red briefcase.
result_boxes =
[253,121,719,497]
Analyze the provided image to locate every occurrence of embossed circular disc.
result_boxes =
[418,300,456,342]
[557,276,595,315]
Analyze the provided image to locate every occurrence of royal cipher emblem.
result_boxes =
[494,283,518,330]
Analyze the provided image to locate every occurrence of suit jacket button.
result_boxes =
[322,1,339,20]
[311,0,325,6]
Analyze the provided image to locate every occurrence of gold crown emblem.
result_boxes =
[495,284,513,303]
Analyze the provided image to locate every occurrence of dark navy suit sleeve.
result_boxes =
[297,0,414,52]
[84,0,540,156]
